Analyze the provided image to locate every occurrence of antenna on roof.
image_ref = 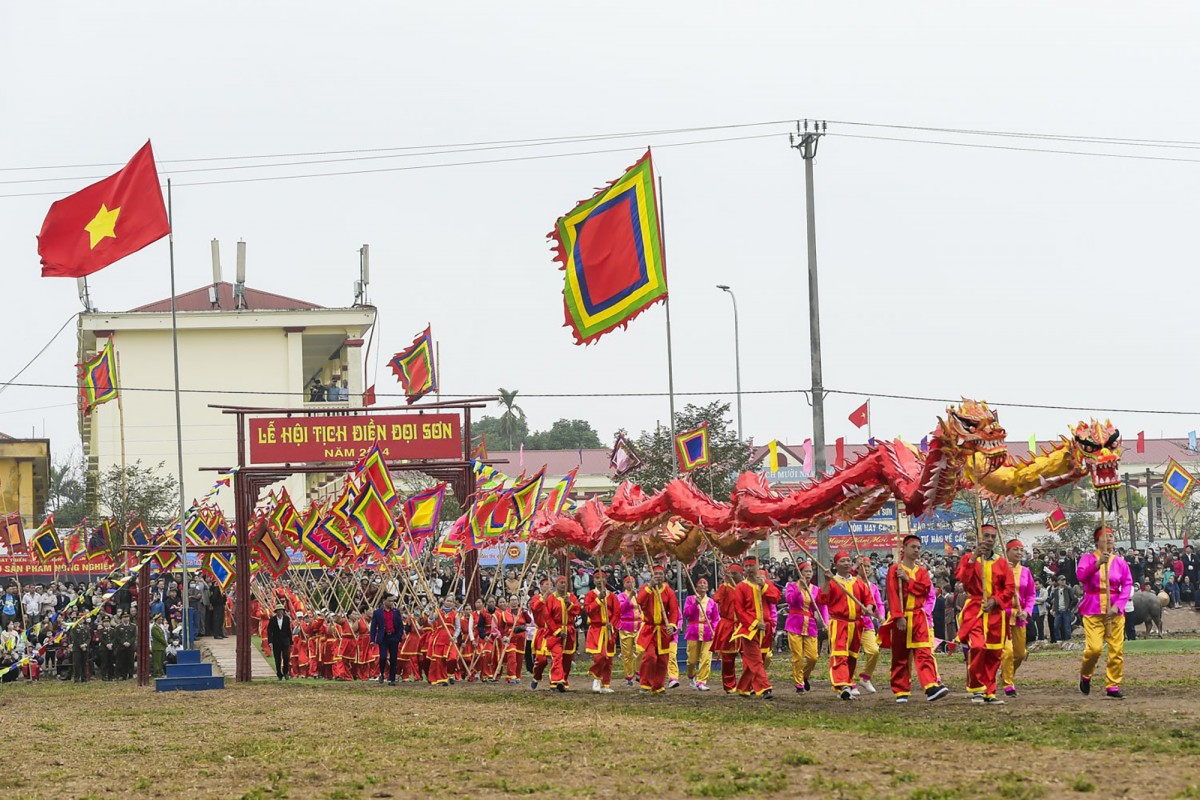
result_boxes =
[76,277,94,313]
[234,239,247,309]
[355,244,370,306]
[209,239,221,308]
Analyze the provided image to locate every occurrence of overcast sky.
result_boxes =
[3,3,1199,471]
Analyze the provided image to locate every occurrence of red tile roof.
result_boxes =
[129,282,323,312]
[488,449,611,478]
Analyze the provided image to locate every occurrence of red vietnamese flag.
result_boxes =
[38,141,170,278]
[848,401,869,429]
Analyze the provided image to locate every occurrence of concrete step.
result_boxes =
[155,675,225,692]
[166,662,214,679]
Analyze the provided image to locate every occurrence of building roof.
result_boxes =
[488,449,612,478]
[129,282,324,313]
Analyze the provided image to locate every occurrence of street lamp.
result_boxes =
[716,285,743,441]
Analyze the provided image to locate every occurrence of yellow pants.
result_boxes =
[686,640,713,683]
[1081,614,1124,689]
[619,631,638,679]
[788,633,819,688]
[858,628,879,680]
[1001,625,1028,690]
[667,637,679,680]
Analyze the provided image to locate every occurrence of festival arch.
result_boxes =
[126,398,494,685]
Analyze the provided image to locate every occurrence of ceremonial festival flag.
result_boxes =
[62,528,86,565]
[509,470,545,531]
[1162,459,1197,507]
[543,468,578,517]
[86,521,110,560]
[919,436,930,453]
[471,434,489,460]
[801,439,814,474]
[362,385,377,407]
[350,483,397,555]
[38,141,170,278]
[675,423,711,472]
[609,434,642,478]
[388,325,437,404]
[205,552,236,591]
[127,520,150,547]
[78,339,119,417]
[1029,434,1037,454]
[2,513,26,554]
[403,484,446,539]
[767,440,780,473]
[251,518,290,576]
[354,444,398,508]
[300,507,341,568]
[835,437,846,468]
[550,150,668,346]
[1044,504,1068,533]
[32,515,61,562]
[268,488,303,544]
[1136,431,1145,453]
[849,401,869,429]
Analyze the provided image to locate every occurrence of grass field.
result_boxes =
[2,641,1199,800]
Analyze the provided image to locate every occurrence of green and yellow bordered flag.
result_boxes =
[78,339,118,416]
[32,514,62,562]
[550,150,667,345]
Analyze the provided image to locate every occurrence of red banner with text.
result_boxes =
[248,413,462,464]
[0,553,123,577]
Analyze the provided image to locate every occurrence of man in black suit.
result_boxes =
[266,603,293,680]
[370,594,405,685]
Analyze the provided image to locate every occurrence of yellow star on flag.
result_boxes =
[84,204,121,249]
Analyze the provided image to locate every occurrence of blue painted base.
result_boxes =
[154,649,224,692]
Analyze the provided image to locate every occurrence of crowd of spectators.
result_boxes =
[0,572,229,683]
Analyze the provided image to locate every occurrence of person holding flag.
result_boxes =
[956,524,1014,705]
[732,556,781,699]
[636,565,680,694]
[818,551,877,700]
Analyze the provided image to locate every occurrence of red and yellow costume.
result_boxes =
[252,598,272,658]
[883,561,941,698]
[306,617,325,678]
[319,617,340,680]
[540,590,581,688]
[427,608,458,686]
[333,618,356,681]
[731,564,781,697]
[636,574,680,694]
[713,570,742,694]
[291,617,310,678]
[816,566,876,694]
[584,586,621,688]
[399,615,424,681]
[955,549,1014,698]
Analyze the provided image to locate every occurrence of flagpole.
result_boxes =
[166,179,191,648]
[867,398,872,442]
[114,350,128,515]
[657,175,678,473]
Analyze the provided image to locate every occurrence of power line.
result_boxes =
[3,378,1200,417]
[0,313,77,401]
[828,119,1200,150]
[828,132,1200,166]
[0,132,786,199]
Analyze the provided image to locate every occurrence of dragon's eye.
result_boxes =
[1075,437,1101,453]
[1105,430,1120,449]
[952,413,978,432]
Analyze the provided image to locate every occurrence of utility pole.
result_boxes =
[1146,468,1155,544]
[791,119,828,573]
[1124,473,1137,550]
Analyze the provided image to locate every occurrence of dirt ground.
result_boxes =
[1,641,1198,800]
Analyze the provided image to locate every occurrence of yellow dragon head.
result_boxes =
[936,398,1008,472]
[1071,419,1122,510]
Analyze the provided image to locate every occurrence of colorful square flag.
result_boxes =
[300,507,341,568]
[1044,505,1068,533]
[269,488,302,544]
[62,528,86,564]
[403,484,446,539]
[509,470,545,531]
[350,483,397,556]
[471,435,489,460]
[78,339,119,417]
[127,520,150,547]
[251,518,290,577]
[388,325,437,404]
[550,150,667,346]
[675,423,711,472]
[609,434,643,478]
[354,444,397,508]
[543,468,578,517]
[31,515,61,562]
[204,552,235,591]
[2,513,26,555]
[1162,458,1197,506]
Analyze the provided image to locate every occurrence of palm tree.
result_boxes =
[497,387,526,449]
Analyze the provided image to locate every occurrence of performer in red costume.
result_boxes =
[955,523,1014,705]
[541,576,581,692]
[427,599,459,687]
[712,563,742,694]
[883,535,949,703]
[731,556,781,699]
[817,551,877,700]
[584,569,621,694]
[636,564,680,694]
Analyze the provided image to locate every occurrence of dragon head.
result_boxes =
[938,398,1008,472]
[1071,419,1122,511]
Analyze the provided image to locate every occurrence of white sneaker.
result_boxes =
[858,678,877,694]
[849,687,861,698]
[667,679,680,689]
[697,682,710,692]
[592,679,602,693]
[600,686,615,694]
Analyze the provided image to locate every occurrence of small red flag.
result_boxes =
[1136,431,1145,453]
[835,437,846,468]
[363,385,377,407]
[848,401,869,429]
[38,141,170,278]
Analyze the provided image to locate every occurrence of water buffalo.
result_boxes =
[1129,591,1165,636]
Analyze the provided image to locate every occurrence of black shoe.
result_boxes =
[277,675,284,681]
[803,679,811,692]
[1004,687,1016,698]
[554,683,567,693]
[795,686,804,694]
[1079,677,1091,696]
[762,690,773,700]
[1106,689,1124,700]
[926,685,949,702]
[389,679,397,686]
[839,688,853,701]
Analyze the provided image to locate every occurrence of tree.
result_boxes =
[623,401,750,500]
[472,415,529,452]
[526,419,602,451]
[97,460,180,528]
[496,388,526,450]
[47,455,88,528]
